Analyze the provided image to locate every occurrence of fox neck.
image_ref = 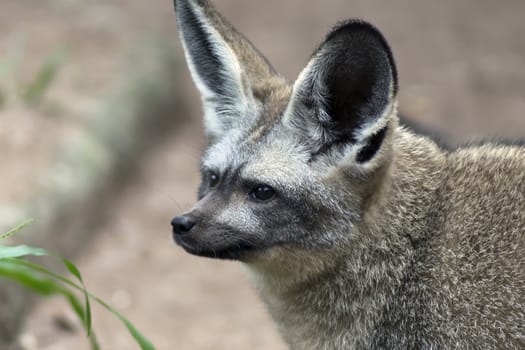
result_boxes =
[243,232,412,348]
[243,127,447,348]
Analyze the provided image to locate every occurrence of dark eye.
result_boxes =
[209,172,220,188]
[249,185,276,202]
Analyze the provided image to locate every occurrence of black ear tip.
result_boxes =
[328,19,380,33]
[173,0,195,11]
[326,19,399,95]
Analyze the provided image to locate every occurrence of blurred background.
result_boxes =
[1,0,524,349]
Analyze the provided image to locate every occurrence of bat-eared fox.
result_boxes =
[170,0,525,348]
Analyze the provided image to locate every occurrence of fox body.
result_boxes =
[171,1,525,348]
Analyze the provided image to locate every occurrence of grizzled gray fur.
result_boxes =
[170,0,525,348]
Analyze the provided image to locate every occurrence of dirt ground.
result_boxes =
[0,0,179,223]
[8,0,525,349]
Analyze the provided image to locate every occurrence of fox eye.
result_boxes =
[209,172,220,188]
[250,185,276,202]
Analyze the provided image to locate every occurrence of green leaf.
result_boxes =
[0,245,47,259]
[0,244,92,337]
[0,221,153,349]
[22,46,67,105]
[62,258,92,336]
[93,298,156,350]
[0,246,91,337]
[0,259,65,296]
[3,258,156,350]
[0,259,100,349]
[0,219,34,241]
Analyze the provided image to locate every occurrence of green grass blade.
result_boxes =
[0,260,65,296]
[0,260,100,350]
[5,258,156,350]
[0,242,92,335]
[0,222,98,348]
[1,221,151,349]
[0,245,48,259]
[22,46,66,105]
[0,219,34,241]
[91,298,156,350]
[62,258,92,336]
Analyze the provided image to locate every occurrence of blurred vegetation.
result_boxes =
[0,88,5,110]
[22,47,67,106]
[0,221,156,350]
[0,34,66,108]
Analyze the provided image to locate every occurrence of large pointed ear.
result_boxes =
[174,0,282,142]
[285,20,398,165]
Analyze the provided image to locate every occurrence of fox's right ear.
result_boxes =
[174,0,280,142]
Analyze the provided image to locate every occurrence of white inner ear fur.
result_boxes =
[282,52,397,167]
[353,82,397,143]
[282,56,320,127]
[177,1,250,140]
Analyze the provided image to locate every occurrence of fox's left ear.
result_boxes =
[285,20,398,164]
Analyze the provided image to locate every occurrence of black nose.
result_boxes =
[171,216,195,235]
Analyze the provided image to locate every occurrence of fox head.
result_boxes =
[171,0,398,262]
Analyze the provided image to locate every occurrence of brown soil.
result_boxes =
[9,0,525,349]
[1,0,118,206]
